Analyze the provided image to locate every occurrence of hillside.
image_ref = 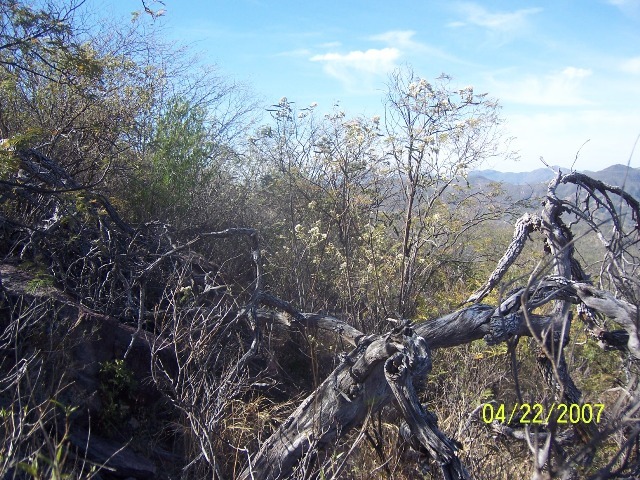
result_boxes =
[469,163,640,202]
[469,166,567,185]
[5,150,640,480]
[2,3,640,478]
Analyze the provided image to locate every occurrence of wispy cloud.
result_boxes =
[450,3,542,32]
[310,48,400,90]
[621,56,640,74]
[370,29,464,65]
[492,67,593,106]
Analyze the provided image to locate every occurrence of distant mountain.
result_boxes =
[469,164,640,200]
[468,166,567,185]
[582,164,640,198]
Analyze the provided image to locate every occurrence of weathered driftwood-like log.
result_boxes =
[384,333,469,480]
[245,274,640,479]
[571,283,640,360]
[257,294,364,347]
[466,213,541,304]
[239,323,467,480]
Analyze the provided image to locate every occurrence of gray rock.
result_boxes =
[69,429,157,479]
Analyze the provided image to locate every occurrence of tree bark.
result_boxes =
[239,322,468,480]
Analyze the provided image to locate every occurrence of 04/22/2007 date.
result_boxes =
[482,403,605,425]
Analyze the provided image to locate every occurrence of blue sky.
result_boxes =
[98,1,640,172]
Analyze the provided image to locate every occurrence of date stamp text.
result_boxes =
[482,403,605,425]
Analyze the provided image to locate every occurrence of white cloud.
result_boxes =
[309,29,462,91]
[492,67,593,107]
[621,56,640,74]
[452,3,542,32]
[310,48,400,72]
[608,0,640,8]
[310,48,400,90]
[562,66,592,79]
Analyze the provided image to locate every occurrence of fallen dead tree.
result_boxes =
[2,148,640,479]
[240,320,467,480]
[240,168,640,479]
[241,275,638,479]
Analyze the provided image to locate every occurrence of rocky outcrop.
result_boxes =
[69,430,157,479]
[0,261,178,478]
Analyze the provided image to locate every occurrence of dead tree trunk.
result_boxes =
[4,147,640,479]
[245,268,640,479]
[240,321,468,480]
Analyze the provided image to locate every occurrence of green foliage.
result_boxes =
[26,273,55,294]
[19,261,56,293]
[0,0,105,86]
[2,399,81,480]
[248,86,513,331]
[127,96,221,228]
[0,150,19,178]
[569,332,622,399]
[6,3,631,477]
[100,359,136,392]
[98,359,137,433]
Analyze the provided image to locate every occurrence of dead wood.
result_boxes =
[3,149,640,479]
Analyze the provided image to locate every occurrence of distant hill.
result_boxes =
[582,164,640,198]
[469,166,567,185]
[469,164,640,200]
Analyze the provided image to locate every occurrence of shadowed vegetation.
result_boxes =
[1,2,639,479]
